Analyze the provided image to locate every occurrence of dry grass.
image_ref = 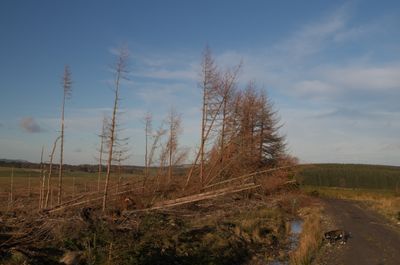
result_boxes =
[289,206,323,265]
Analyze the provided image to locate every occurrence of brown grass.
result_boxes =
[289,206,323,265]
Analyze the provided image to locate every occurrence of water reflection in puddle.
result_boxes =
[269,220,303,265]
[290,220,303,235]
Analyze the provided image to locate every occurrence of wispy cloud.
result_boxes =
[131,51,199,81]
[281,64,400,102]
[20,117,44,133]
[324,65,400,91]
[210,4,400,108]
[278,8,347,59]
[136,82,194,105]
[291,80,337,99]
[135,68,197,81]
[313,108,380,120]
[73,148,82,153]
[380,143,400,152]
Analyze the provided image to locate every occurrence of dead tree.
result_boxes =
[216,64,241,172]
[199,47,220,187]
[144,112,152,182]
[45,136,61,208]
[58,65,72,204]
[217,84,286,174]
[145,124,167,191]
[148,125,167,168]
[39,145,45,209]
[97,116,107,192]
[187,49,286,188]
[185,48,240,189]
[9,167,14,206]
[102,47,129,211]
[115,150,127,193]
[257,89,286,166]
[166,107,182,184]
[28,173,31,197]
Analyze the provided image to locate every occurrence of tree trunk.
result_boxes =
[39,145,45,209]
[102,48,128,212]
[45,136,61,208]
[58,65,72,205]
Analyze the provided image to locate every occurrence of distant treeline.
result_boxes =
[0,159,137,173]
[296,164,400,191]
[0,160,189,175]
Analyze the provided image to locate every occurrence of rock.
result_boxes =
[324,229,351,244]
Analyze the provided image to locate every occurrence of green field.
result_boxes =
[296,164,400,225]
[296,163,400,191]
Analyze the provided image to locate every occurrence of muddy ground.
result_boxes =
[315,198,400,265]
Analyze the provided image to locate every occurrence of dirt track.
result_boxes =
[316,198,400,265]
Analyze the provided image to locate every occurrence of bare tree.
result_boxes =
[186,48,287,188]
[143,124,167,191]
[9,167,14,207]
[102,47,129,211]
[58,65,72,204]
[185,47,241,189]
[39,145,45,209]
[45,136,61,208]
[148,125,167,168]
[215,84,286,175]
[166,107,182,184]
[28,173,31,197]
[97,116,107,192]
[115,150,124,193]
[217,64,241,169]
[199,47,220,187]
[144,112,152,181]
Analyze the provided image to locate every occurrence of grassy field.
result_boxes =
[296,163,400,191]
[295,163,400,238]
[0,166,144,210]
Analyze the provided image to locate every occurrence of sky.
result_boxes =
[0,0,399,166]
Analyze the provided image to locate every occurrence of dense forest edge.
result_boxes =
[296,163,400,191]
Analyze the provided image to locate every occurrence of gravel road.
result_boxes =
[316,198,400,265]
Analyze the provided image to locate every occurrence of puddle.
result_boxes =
[269,261,286,265]
[289,219,303,250]
[290,220,303,236]
[269,220,304,265]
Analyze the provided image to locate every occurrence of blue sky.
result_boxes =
[0,0,399,166]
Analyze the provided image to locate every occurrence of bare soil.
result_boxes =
[316,198,400,265]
